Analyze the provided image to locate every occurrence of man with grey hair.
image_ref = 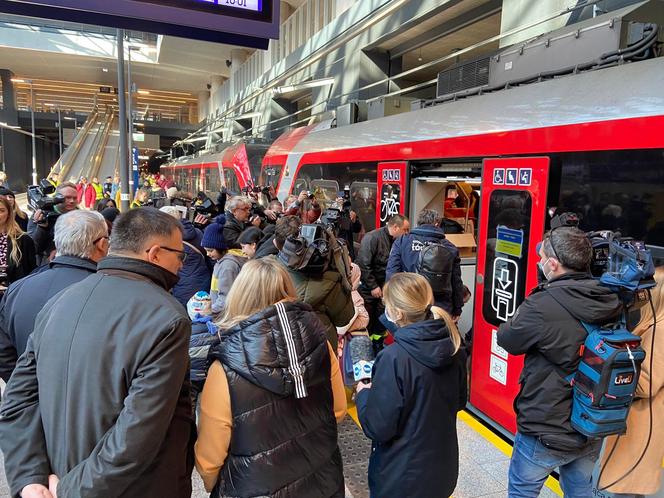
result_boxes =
[386,208,464,319]
[0,210,109,381]
[0,207,193,498]
[224,195,260,249]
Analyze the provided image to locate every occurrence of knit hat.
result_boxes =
[201,214,227,250]
[187,291,211,320]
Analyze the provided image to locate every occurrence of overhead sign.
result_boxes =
[0,0,278,48]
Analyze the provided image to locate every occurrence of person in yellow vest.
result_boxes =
[91,177,103,201]
[130,188,150,209]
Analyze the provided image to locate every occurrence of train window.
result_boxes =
[311,180,340,209]
[551,149,664,262]
[260,165,283,189]
[293,162,379,229]
[223,168,241,195]
[351,182,378,235]
[208,167,221,193]
[481,190,532,327]
[193,168,201,193]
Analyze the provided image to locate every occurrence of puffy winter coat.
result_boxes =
[173,220,211,308]
[189,316,218,384]
[356,318,467,498]
[386,224,464,316]
[498,272,622,440]
[207,301,344,497]
[84,184,97,209]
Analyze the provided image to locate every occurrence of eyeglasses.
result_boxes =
[146,246,187,262]
[93,236,109,244]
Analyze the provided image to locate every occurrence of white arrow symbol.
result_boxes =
[498,267,512,290]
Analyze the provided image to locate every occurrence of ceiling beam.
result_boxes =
[389,0,502,60]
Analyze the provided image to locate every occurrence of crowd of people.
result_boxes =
[0,171,660,498]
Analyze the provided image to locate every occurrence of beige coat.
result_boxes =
[599,269,664,495]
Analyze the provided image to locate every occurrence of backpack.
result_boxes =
[416,242,455,295]
[569,320,645,438]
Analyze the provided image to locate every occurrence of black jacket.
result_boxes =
[356,226,393,293]
[173,219,211,308]
[255,233,279,259]
[356,318,467,498]
[0,255,97,382]
[210,301,344,498]
[498,272,622,438]
[0,257,194,498]
[5,233,36,285]
[223,212,248,249]
[386,225,464,315]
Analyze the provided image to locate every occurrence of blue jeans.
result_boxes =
[508,432,601,498]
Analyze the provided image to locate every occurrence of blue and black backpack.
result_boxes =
[560,232,655,438]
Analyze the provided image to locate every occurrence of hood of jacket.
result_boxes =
[180,219,201,243]
[350,262,361,291]
[410,224,446,240]
[98,256,180,291]
[540,272,623,324]
[393,318,458,369]
[214,301,328,396]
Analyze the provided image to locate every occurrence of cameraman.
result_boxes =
[278,225,354,350]
[333,195,362,260]
[28,182,79,265]
[497,225,623,497]
[224,196,261,249]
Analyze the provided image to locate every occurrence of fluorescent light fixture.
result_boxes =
[233,111,261,120]
[182,136,208,143]
[273,78,335,95]
[10,78,25,83]
[134,122,145,127]
[137,90,150,95]
[44,103,55,107]
[102,68,109,73]
[63,117,77,121]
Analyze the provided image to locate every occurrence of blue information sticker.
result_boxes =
[496,225,524,258]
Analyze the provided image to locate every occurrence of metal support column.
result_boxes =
[57,107,62,158]
[29,82,37,185]
[127,45,135,195]
[116,29,130,211]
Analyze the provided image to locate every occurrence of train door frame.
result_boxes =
[469,156,550,435]
[407,171,481,340]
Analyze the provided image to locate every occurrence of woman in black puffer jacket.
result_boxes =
[195,257,347,498]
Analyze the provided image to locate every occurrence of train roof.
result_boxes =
[290,57,664,155]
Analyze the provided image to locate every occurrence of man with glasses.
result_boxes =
[0,210,108,385]
[223,195,260,249]
[497,224,623,498]
[28,181,80,265]
[0,208,194,498]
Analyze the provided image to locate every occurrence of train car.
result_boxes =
[160,140,271,196]
[260,56,664,436]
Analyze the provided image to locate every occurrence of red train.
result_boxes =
[163,56,664,436]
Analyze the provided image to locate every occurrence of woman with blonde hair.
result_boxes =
[598,266,664,497]
[195,257,346,498]
[356,272,467,498]
[0,196,35,292]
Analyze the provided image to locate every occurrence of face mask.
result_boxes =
[538,257,554,281]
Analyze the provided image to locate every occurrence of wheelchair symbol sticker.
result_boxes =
[490,354,508,385]
[506,168,518,185]
[493,169,505,185]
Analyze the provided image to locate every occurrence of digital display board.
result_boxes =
[0,0,278,48]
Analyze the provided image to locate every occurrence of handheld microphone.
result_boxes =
[349,333,375,383]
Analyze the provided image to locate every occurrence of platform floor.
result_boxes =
[0,377,560,497]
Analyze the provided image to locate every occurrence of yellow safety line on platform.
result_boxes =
[347,404,563,497]
[457,411,563,496]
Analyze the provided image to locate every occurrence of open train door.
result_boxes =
[376,161,407,228]
[470,157,549,434]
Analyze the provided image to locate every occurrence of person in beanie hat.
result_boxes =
[187,291,219,412]
[202,215,249,314]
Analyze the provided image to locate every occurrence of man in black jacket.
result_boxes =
[356,214,409,335]
[0,208,193,498]
[0,210,109,383]
[497,227,622,497]
[223,195,261,249]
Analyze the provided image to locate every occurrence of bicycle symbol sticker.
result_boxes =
[380,184,401,224]
[490,354,508,385]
